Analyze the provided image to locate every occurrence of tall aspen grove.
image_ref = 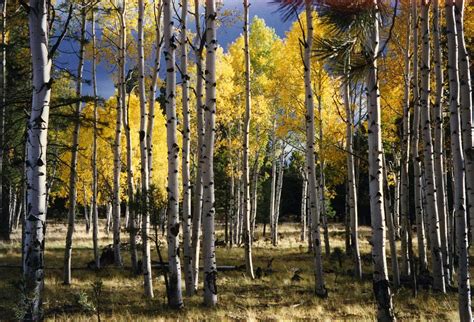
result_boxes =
[1,0,474,320]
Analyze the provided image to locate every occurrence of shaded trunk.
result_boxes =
[446,2,472,320]
[191,0,204,292]
[180,0,194,296]
[0,0,7,241]
[411,0,427,272]
[433,0,449,285]
[420,0,445,292]
[138,0,153,297]
[301,170,307,242]
[64,3,86,284]
[344,80,361,279]
[242,0,254,278]
[272,150,284,246]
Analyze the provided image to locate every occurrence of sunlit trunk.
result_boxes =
[202,0,218,306]
[164,0,183,308]
[367,3,394,320]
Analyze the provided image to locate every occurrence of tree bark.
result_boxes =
[0,0,7,241]
[343,80,361,279]
[420,0,445,292]
[410,0,427,272]
[446,2,472,320]
[367,3,394,320]
[304,4,326,297]
[180,0,194,296]
[164,0,183,308]
[202,0,218,306]
[242,0,255,278]
[433,0,449,285]
[23,0,52,318]
[138,0,153,298]
[301,170,307,242]
[64,2,86,284]
[191,0,205,293]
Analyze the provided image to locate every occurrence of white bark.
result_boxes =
[269,125,277,243]
[202,0,217,306]
[191,0,204,292]
[138,0,153,298]
[343,81,361,279]
[420,0,445,292]
[180,0,194,296]
[367,3,394,320]
[446,2,472,320]
[273,150,284,246]
[433,0,449,285]
[64,3,86,284]
[410,0,427,272]
[164,0,183,308]
[23,0,52,318]
[304,4,326,297]
[301,170,307,242]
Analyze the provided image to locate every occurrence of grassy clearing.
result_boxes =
[0,221,461,320]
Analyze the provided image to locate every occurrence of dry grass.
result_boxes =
[0,221,461,321]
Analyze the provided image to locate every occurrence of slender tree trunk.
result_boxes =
[242,0,254,278]
[180,0,194,295]
[368,3,394,320]
[113,1,127,267]
[269,125,277,244]
[146,0,162,180]
[420,0,445,292]
[138,0,153,297]
[304,4,326,297]
[202,0,218,306]
[23,0,52,318]
[433,0,449,285]
[91,5,100,270]
[124,82,137,270]
[191,0,205,292]
[0,0,7,241]
[164,0,183,308]
[393,157,400,238]
[64,3,86,284]
[317,95,329,256]
[344,80,361,279]
[106,202,112,234]
[400,4,412,278]
[229,169,235,246]
[301,170,307,242]
[411,0,428,272]
[446,2,472,320]
[382,154,400,289]
[273,151,284,246]
[455,0,474,244]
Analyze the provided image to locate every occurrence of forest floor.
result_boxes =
[0,221,463,321]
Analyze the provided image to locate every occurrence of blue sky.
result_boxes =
[57,0,294,99]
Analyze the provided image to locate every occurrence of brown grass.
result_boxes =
[0,221,461,321]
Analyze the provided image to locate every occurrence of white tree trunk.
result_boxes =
[273,150,284,246]
[112,1,127,267]
[91,6,100,270]
[317,96,329,257]
[269,125,277,243]
[23,0,52,318]
[400,4,412,277]
[420,0,445,292]
[304,4,326,297]
[180,0,194,296]
[202,0,218,306]
[455,0,474,244]
[191,0,204,292]
[446,2,472,320]
[433,0,449,285]
[410,0,427,272]
[367,3,394,320]
[138,0,153,298]
[164,0,183,308]
[301,170,307,242]
[64,3,86,284]
[343,81,361,279]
